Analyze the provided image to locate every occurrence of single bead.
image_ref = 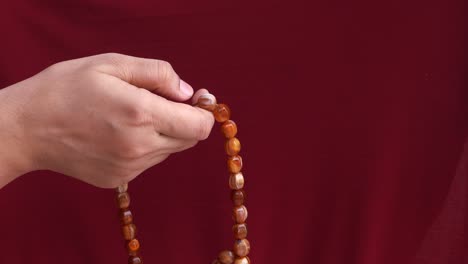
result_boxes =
[229,172,245,190]
[221,120,238,138]
[233,205,248,223]
[233,239,250,257]
[128,256,143,264]
[218,250,235,264]
[116,183,128,193]
[117,192,131,209]
[122,224,137,240]
[120,209,133,225]
[232,223,248,239]
[227,155,243,173]
[127,239,140,255]
[197,93,217,111]
[231,189,246,206]
[225,137,241,156]
[234,257,250,264]
[214,104,231,123]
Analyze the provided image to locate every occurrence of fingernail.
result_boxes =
[180,79,194,97]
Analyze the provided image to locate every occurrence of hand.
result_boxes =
[0,53,215,188]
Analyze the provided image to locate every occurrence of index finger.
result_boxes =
[139,89,215,140]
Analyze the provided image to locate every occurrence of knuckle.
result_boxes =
[93,53,131,79]
[122,98,152,127]
[98,53,125,64]
[156,60,175,83]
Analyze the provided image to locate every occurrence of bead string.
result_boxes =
[115,94,251,264]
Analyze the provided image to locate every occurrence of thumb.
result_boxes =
[94,53,194,101]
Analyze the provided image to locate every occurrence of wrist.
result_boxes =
[0,83,38,188]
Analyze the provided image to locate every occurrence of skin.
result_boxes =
[0,53,215,189]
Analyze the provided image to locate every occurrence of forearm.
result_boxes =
[0,84,37,188]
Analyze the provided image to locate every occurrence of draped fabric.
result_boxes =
[0,1,466,263]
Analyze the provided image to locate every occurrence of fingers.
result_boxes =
[92,53,194,102]
[142,90,215,140]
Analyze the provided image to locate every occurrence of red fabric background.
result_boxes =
[0,1,466,263]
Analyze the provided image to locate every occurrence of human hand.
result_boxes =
[0,53,215,188]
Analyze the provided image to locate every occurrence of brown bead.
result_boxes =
[232,223,248,239]
[218,250,235,264]
[233,239,250,257]
[197,93,217,111]
[117,192,131,209]
[231,189,246,206]
[128,256,143,264]
[229,172,245,190]
[221,120,238,138]
[234,257,250,264]
[225,137,241,156]
[214,104,231,123]
[233,205,248,223]
[127,239,140,255]
[122,224,137,240]
[121,209,133,225]
[227,155,243,173]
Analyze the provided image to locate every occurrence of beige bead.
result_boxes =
[229,172,245,190]
[116,183,128,193]
[233,205,248,223]
[234,257,250,264]
[233,239,250,257]
[197,93,217,111]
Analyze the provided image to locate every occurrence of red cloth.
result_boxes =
[0,1,466,263]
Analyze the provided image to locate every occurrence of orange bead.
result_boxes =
[227,155,243,173]
[218,250,235,264]
[197,93,217,111]
[231,189,246,206]
[232,223,248,239]
[117,192,131,209]
[221,120,238,138]
[120,209,133,225]
[233,239,250,257]
[225,137,241,156]
[122,224,137,240]
[233,205,248,223]
[127,239,140,254]
[229,172,245,190]
[214,104,231,123]
[128,256,143,264]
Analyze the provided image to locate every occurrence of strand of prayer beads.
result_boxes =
[114,93,250,264]
[197,94,251,264]
[116,184,142,264]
